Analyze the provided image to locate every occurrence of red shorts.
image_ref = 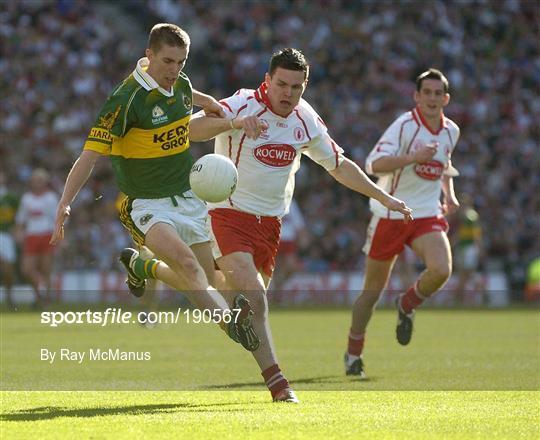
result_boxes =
[208,208,281,277]
[278,240,297,255]
[24,233,55,256]
[363,216,449,261]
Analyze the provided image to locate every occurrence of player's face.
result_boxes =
[146,44,189,90]
[265,68,307,117]
[414,79,450,119]
[30,174,47,192]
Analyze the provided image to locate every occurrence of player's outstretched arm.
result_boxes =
[329,158,413,221]
[189,115,265,142]
[192,90,226,118]
[50,150,101,245]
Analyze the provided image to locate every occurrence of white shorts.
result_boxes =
[119,191,209,248]
[0,232,16,263]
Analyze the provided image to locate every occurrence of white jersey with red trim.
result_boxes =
[204,85,344,217]
[366,107,460,219]
[15,191,58,235]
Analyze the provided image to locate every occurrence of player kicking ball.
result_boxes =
[344,69,461,378]
[182,48,412,402]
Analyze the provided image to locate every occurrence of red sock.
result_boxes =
[400,281,426,314]
[347,330,365,356]
[262,364,289,398]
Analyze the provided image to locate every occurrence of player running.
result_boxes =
[15,169,57,308]
[50,23,260,352]
[344,68,461,378]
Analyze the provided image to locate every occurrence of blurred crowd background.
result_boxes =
[1,0,539,298]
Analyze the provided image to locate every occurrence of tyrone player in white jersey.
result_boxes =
[188,48,412,403]
[344,69,461,379]
[15,169,58,308]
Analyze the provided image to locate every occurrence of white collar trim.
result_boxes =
[133,57,174,97]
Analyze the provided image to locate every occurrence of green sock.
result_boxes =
[132,257,159,279]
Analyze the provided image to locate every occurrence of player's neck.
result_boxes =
[416,107,443,132]
[424,116,441,132]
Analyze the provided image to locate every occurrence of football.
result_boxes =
[189,154,238,203]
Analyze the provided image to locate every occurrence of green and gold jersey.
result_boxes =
[457,208,481,247]
[0,191,18,232]
[83,59,194,199]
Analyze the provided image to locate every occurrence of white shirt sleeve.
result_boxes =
[365,118,402,175]
[302,118,345,171]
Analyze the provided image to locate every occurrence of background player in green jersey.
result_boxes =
[50,23,262,351]
[453,193,483,303]
[0,171,19,309]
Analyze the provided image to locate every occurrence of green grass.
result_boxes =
[1,308,539,438]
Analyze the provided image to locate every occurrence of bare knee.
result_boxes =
[170,255,205,286]
[426,262,452,283]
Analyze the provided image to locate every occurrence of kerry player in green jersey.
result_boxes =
[50,23,261,351]
[0,171,19,309]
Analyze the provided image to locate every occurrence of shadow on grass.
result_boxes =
[1,401,255,422]
[204,375,371,389]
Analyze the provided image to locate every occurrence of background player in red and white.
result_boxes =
[15,169,58,308]
[189,48,412,403]
[344,69,460,378]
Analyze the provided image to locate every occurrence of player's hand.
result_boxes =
[202,97,226,118]
[442,195,460,216]
[412,143,438,164]
[232,116,267,140]
[50,203,71,245]
[381,195,413,223]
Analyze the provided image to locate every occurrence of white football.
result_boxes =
[189,154,238,203]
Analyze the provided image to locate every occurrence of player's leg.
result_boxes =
[217,252,276,366]
[0,259,15,308]
[217,251,296,402]
[395,230,452,346]
[38,253,54,297]
[0,233,16,308]
[124,223,258,350]
[138,247,160,320]
[345,256,397,377]
[346,215,405,375]
[410,231,452,298]
[144,223,232,313]
[190,241,217,288]
[21,253,42,307]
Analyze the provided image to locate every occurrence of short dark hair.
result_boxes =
[148,23,190,52]
[416,68,449,93]
[269,48,309,80]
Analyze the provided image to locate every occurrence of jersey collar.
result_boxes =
[254,82,294,118]
[133,57,174,97]
[412,106,447,135]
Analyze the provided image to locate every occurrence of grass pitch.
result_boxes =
[1,307,539,438]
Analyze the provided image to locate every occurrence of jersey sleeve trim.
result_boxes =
[122,86,143,136]
[294,109,312,141]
